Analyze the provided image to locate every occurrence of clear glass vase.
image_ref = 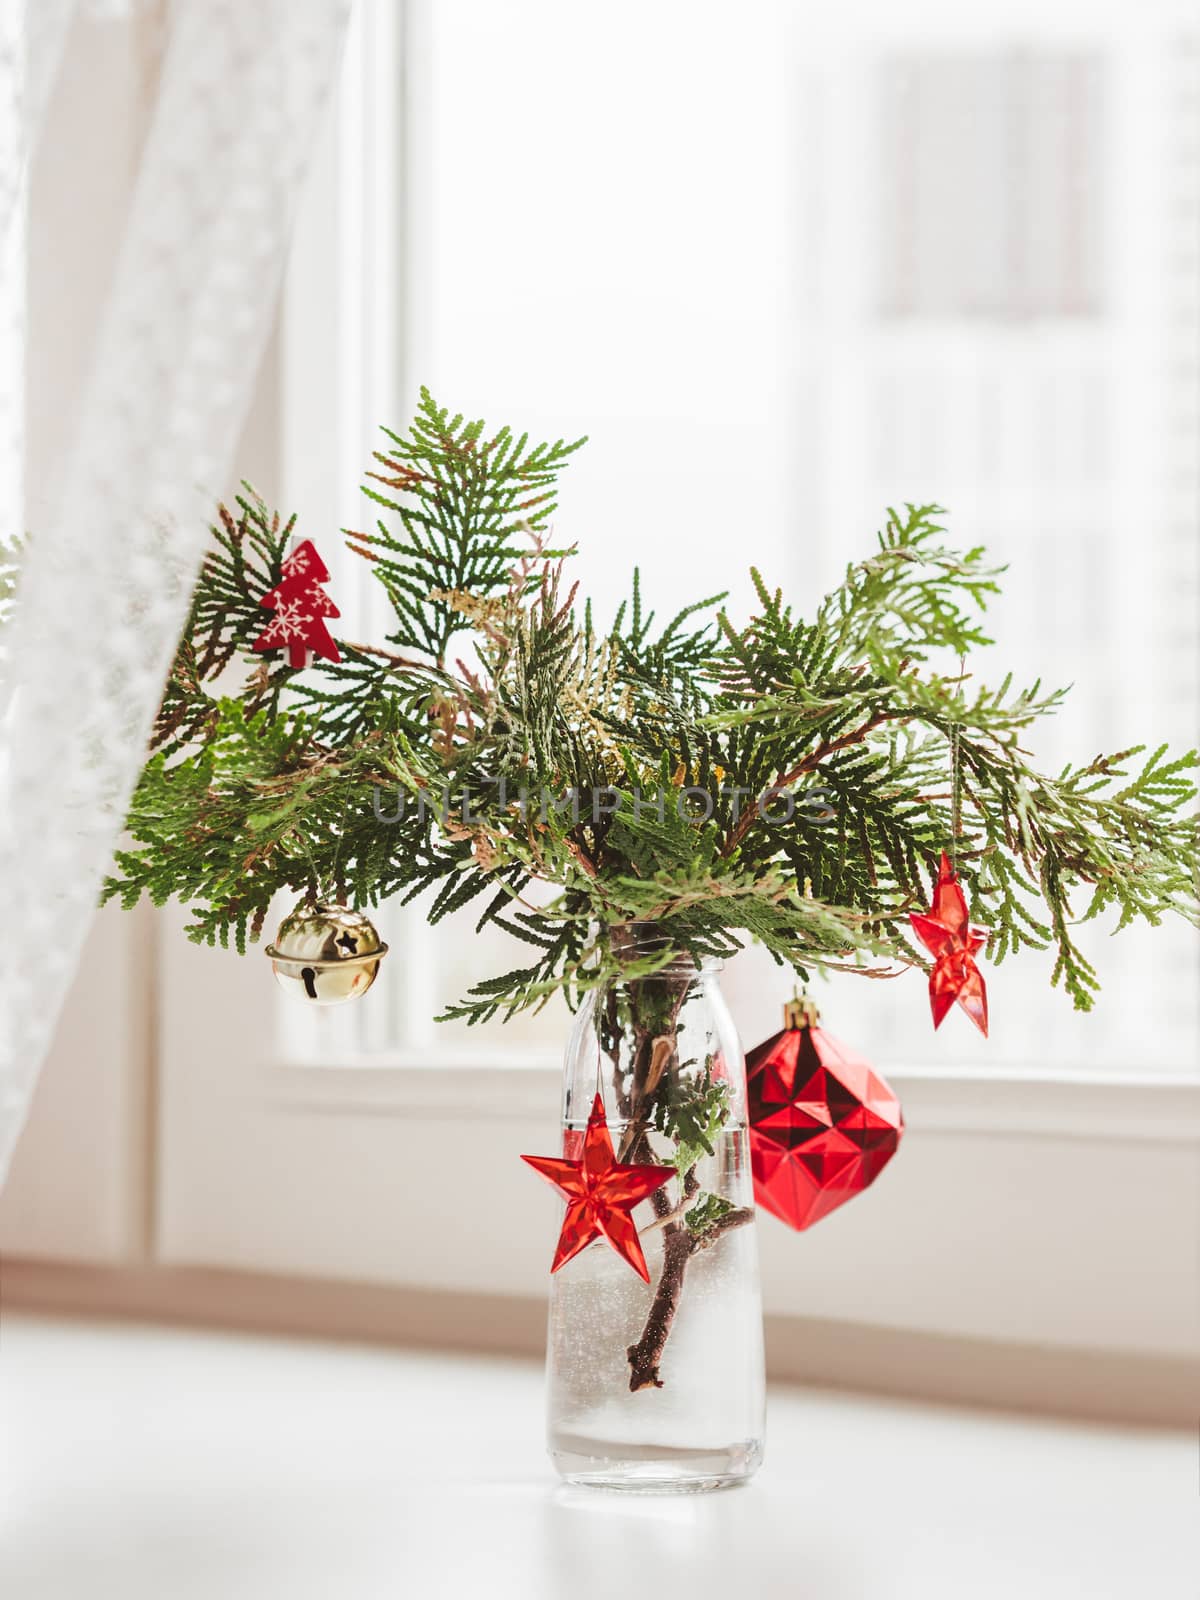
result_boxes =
[546,938,765,1492]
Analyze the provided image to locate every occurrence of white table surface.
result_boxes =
[0,1314,1193,1600]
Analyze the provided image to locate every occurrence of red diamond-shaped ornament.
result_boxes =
[746,999,903,1231]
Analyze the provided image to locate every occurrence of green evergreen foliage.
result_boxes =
[105,388,1198,1016]
[685,1192,737,1236]
[654,1067,731,1176]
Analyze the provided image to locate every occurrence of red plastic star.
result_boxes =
[253,539,341,670]
[910,852,989,1035]
[521,1094,675,1282]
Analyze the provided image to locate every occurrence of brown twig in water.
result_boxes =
[600,948,755,1392]
[626,1179,755,1392]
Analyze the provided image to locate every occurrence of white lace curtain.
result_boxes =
[0,0,353,1184]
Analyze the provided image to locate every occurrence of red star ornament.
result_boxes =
[521,1094,676,1282]
[909,852,989,1035]
[253,539,342,670]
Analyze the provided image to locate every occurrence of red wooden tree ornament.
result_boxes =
[253,539,342,670]
[746,999,904,1231]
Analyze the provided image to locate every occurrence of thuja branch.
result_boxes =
[608,985,748,1391]
[105,397,1196,1018]
[626,1175,754,1393]
[719,706,905,858]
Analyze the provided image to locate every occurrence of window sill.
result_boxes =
[264,1055,1200,1142]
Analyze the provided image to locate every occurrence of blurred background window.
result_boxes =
[280,0,1198,1078]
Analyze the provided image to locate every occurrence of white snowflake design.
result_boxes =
[282,544,312,579]
[261,596,314,642]
[301,580,337,615]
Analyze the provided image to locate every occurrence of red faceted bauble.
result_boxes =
[746,1001,903,1231]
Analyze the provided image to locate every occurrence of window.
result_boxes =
[878,51,1106,320]
[284,0,1198,1076]
[149,2,1198,1370]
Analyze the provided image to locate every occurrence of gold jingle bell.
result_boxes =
[265,899,388,1005]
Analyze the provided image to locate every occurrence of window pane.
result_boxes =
[293,2,1199,1075]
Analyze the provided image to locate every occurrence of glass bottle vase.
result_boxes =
[545,945,765,1491]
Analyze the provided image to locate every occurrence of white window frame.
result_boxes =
[156,904,1200,1360]
[152,0,1200,1383]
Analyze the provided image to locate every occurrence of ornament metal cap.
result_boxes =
[783,995,820,1030]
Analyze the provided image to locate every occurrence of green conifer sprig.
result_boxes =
[151,493,297,754]
[351,391,584,663]
[104,390,1199,1020]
